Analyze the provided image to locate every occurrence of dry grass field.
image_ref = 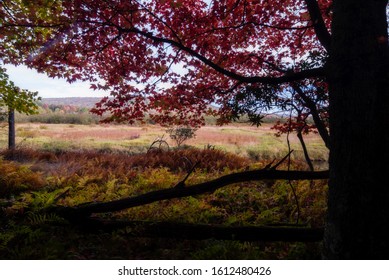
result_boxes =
[0,122,328,165]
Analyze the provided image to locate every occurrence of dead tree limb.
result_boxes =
[56,169,328,217]
[75,218,324,242]
[297,129,315,171]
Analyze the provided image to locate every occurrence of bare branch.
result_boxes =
[270,149,294,170]
[297,129,315,171]
[56,169,328,217]
[174,161,199,188]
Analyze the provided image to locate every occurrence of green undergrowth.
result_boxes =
[0,148,327,259]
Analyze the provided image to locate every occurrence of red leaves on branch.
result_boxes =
[0,0,332,129]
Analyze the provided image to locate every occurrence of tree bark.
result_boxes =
[8,107,15,150]
[324,0,389,259]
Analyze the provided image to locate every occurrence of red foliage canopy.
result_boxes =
[0,0,331,133]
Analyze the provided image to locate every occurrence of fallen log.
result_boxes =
[75,218,324,242]
[56,169,328,217]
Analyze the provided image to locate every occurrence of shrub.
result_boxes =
[166,126,197,147]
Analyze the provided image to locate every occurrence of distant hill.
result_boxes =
[40,97,103,108]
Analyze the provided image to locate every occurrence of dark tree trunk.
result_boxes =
[324,0,389,258]
[8,108,15,150]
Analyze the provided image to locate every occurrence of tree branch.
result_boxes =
[293,85,330,148]
[0,23,65,29]
[76,218,324,242]
[297,129,315,171]
[304,0,331,51]
[56,169,328,217]
[119,27,325,85]
[198,21,314,37]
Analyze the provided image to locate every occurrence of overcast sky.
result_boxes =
[5,64,107,98]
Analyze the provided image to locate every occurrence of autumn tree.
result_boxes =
[0,66,40,149]
[0,0,388,258]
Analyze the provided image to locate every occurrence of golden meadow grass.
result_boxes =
[0,123,328,162]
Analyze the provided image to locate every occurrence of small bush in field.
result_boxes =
[166,126,197,147]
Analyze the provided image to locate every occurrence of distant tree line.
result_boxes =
[10,101,289,126]
[14,103,101,125]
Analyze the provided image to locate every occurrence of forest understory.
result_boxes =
[0,143,328,259]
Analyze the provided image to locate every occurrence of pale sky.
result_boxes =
[5,64,107,98]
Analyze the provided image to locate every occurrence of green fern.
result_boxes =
[27,212,65,225]
[29,187,70,210]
